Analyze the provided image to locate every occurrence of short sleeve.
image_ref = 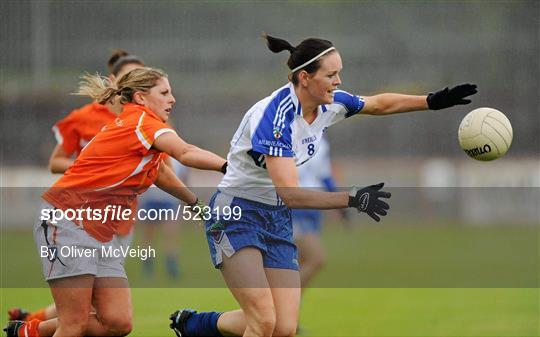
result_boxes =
[52,111,82,156]
[135,111,176,153]
[251,101,294,157]
[327,90,365,126]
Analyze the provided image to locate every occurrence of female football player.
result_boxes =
[48,49,145,173]
[7,49,146,333]
[169,34,477,337]
[6,67,226,337]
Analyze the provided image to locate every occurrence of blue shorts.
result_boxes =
[205,191,298,271]
[291,209,322,236]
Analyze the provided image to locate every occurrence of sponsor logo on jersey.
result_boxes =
[301,135,317,144]
[273,127,282,139]
[257,139,291,149]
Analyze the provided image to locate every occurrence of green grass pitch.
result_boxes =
[1,220,538,336]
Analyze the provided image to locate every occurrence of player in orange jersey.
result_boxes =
[7,49,146,326]
[48,49,145,173]
[4,67,226,337]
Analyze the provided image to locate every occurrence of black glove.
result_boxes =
[427,83,478,110]
[348,183,391,222]
[220,162,228,174]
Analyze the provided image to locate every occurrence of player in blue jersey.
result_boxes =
[170,34,477,337]
[291,136,346,284]
[292,135,348,334]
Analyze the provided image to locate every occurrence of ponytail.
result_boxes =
[74,67,167,105]
[263,33,296,54]
[74,73,119,104]
[262,33,335,85]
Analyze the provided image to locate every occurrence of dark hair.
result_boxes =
[107,49,145,76]
[263,33,335,85]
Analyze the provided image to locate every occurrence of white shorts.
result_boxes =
[34,202,128,281]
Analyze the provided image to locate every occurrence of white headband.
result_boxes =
[290,47,336,74]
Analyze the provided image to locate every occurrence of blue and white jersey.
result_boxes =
[297,136,333,189]
[219,82,364,205]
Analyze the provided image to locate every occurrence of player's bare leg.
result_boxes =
[296,233,326,289]
[48,274,94,337]
[89,277,133,336]
[264,268,301,337]
[219,247,275,337]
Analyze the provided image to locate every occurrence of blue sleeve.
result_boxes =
[333,90,365,118]
[322,176,338,192]
[251,97,295,157]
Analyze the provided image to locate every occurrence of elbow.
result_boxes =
[276,189,298,208]
[367,94,394,115]
[176,144,196,165]
[369,104,384,115]
[48,161,61,174]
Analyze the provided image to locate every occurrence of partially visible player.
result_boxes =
[292,136,347,288]
[4,67,226,337]
[48,49,145,173]
[169,34,477,337]
[7,49,146,325]
[139,157,191,279]
[292,135,349,334]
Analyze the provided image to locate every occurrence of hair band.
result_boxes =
[290,47,336,74]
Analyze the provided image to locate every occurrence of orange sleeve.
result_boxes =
[52,110,82,156]
[134,112,176,155]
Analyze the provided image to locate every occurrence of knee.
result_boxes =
[272,321,298,337]
[305,251,326,271]
[251,314,276,336]
[246,301,276,336]
[99,313,133,336]
[57,314,89,336]
[314,252,326,269]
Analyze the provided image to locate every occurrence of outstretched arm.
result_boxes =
[154,161,197,205]
[266,156,391,221]
[152,132,226,172]
[361,83,477,116]
[266,155,349,209]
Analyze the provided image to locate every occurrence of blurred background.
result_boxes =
[1,2,538,335]
[1,1,538,162]
[1,0,538,220]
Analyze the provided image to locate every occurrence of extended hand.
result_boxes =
[427,83,478,110]
[348,183,391,222]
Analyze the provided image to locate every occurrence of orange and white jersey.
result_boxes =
[52,102,117,157]
[43,103,176,242]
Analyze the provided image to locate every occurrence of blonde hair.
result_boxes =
[74,67,167,105]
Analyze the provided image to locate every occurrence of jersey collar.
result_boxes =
[92,102,117,117]
[287,82,302,116]
[287,82,327,117]
[121,103,161,121]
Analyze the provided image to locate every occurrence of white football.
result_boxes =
[458,107,513,161]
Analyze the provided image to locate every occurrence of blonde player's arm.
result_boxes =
[163,154,174,169]
[152,132,226,172]
[48,144,74,173]
[265,155,349,209]
[154,161,198,206]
